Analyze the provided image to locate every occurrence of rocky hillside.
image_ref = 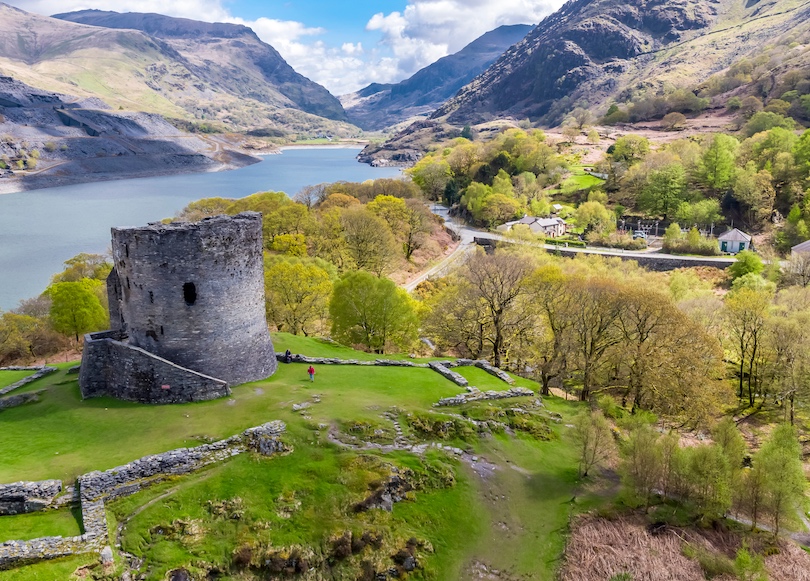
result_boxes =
[433,0,810,125]
[340,24,531,130]
[0,75,257,193]
[54,9,347,123]
[0,3,353,136]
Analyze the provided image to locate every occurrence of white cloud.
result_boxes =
[4,0,568,95]
[363,0,566,85]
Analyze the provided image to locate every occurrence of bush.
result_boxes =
[586,231,647,250]
[663,225,720,256]
[544,238,586,248]
[682,545,735,579]
[728,250,764,279]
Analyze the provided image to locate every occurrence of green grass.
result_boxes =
[0,370,35,390]
[0,334,587,580]
[0,508,83,543]
[0,555,96,581]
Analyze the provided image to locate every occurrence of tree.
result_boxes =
[340,207,400,276]
[611,135,650,165]
[329,271,418,353]
[620,421,663,507]
[575,201,615,234]
[758,424,806,535]
[660,112,687,131]
[728,250,764,280]
[684,444,732,522]
[638,164,688,220]
[696,133,738,193]
[294,183,328,209]
[574,410,614,477]
[401,198,434,261]
[480,194,523,227]
[408,157,452,200]
[52,253,112,283]
[724,287,771,404]
[571,107,594,130]
[733,163,775,227]
[568,278,623,401]
[265,259,332,335]
[46,280,108,343]
[525,265,577,396]
[459,252,534,368]
[742,111,796,137]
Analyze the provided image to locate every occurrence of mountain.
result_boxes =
[432,0,810,125]
[0,3,353,137]
[0,74,257,193]
[340,25,532,131]
[53,9,347,123]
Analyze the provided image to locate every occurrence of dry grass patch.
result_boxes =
[560,514,810,581]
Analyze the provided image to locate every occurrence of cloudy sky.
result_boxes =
[5,0,565,95]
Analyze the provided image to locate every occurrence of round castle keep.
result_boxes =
[79,212,276,403]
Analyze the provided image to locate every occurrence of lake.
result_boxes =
[0,147,401,310]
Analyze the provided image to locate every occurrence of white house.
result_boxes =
[499,216,568,238]
[718,228,752,254]
[792,240,810,255]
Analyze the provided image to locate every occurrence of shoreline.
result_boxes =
[0,157,260,197]
[0,143,372,196]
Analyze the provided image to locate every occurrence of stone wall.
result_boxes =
[550,248,734,271]
[0,391,41,411]
[79,332,230,404]
[435,387,535,407]
[0,481,62,515]
[428,362,469,387]
[454,359,515,384]
[0,421,287,571]
[0,366,57,396]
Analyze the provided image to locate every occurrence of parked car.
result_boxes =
[633,230,647,240]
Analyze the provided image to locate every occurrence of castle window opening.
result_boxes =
[149,291,154,304]
[183,282,197,306]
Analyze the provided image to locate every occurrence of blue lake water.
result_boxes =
[0,147,401,310]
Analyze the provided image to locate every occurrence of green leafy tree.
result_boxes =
[743,111,796,137]
[340,207,400,276]
[329,271,418,353]
[407,157,452,200]
[265,259,333,335]
[575,201,616,234]
[611,135,651,165]
[638,164,688,219]
[575,410,615,477]
[46,280,108,343]
[758,424,806,535]
[729,250,765,280]
[696,133,738,192]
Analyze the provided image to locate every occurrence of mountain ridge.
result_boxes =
[341,24,532,131]
[432,0,810,125]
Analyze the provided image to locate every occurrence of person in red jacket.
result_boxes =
[307,365,315,382]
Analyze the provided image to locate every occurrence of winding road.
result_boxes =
[403,205,735,292]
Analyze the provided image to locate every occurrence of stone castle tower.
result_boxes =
[79,212,277,403]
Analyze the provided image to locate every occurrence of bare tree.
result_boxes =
[464,252,533,368]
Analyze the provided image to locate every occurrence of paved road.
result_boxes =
[402,205,735,292]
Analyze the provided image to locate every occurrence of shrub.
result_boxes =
[43,141,56,153]
[728,250,764,279]
[663,225,720,256]
[682,544,735,579]
[586,231,647,250]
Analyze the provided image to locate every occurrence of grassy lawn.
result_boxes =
[0,370,35,390]
[0,334,588,580]
[0,508,83,543]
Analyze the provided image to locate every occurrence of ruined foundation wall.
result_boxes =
[79,333,229,403]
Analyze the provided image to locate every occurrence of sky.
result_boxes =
[5,0,567,95]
